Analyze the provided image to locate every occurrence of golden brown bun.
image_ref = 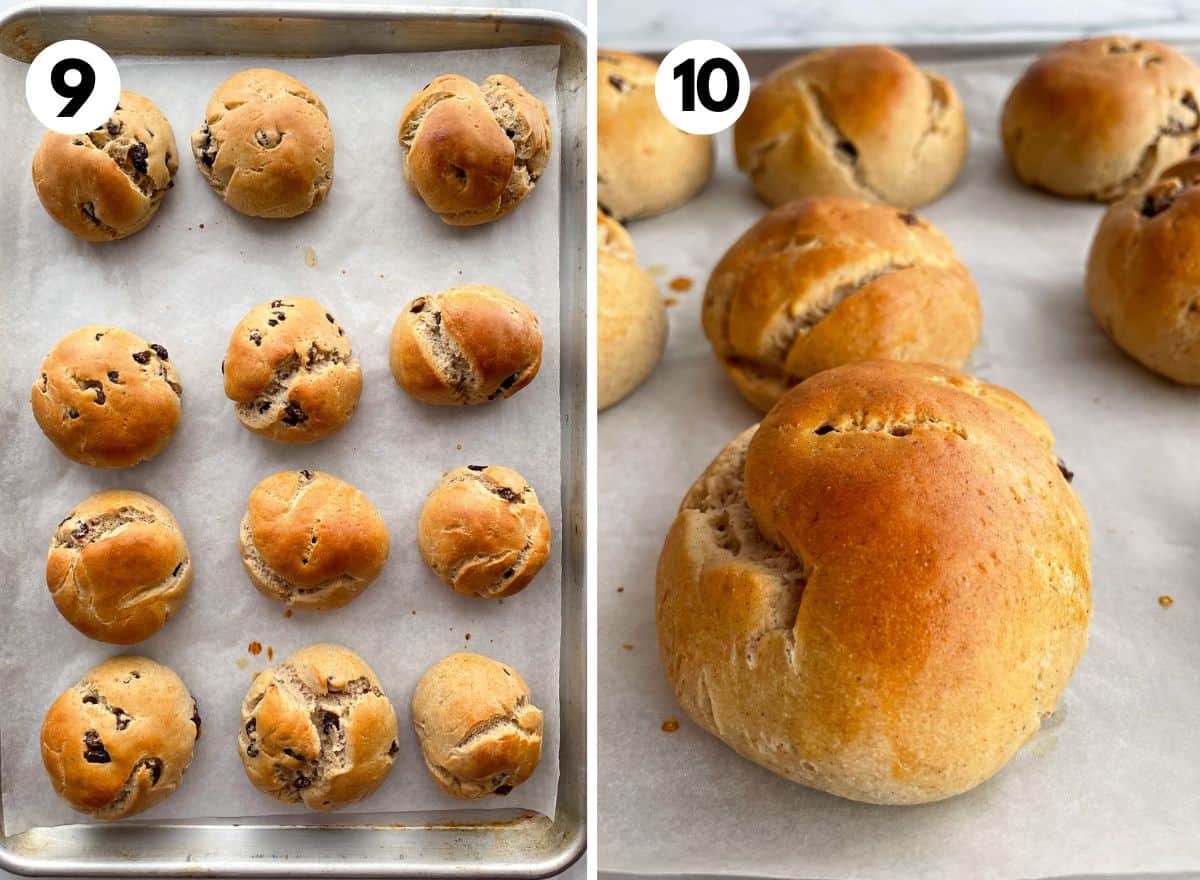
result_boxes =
[398,74,551,226]
[1086,164,1200,382]
[239,643,399,810]
[32,90,178,241]
[1002,36,1200,201]
[702,196,981,412]
[597,50,713,221]
[389,284,542,406]
[47,491,192,644]
[598,212,667,410]
[657,360,1091,805]
[31,326,182,468]
[239,469,389,611]
[223,297,362,444]
[192,68,333,218]
[411,653,542,799]
[41,656,200,819]
[735,45,967,210]
[417,465,551,600]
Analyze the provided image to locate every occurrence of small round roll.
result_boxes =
[47,490,192,644]
[734,45,967,210]
[239,469,390,611]
[31,326,182,468]
[239,643,399,811]
[702,196,981,412]
[657,360,1091,805]
[418,465,550,600]
[389,285,542,406]
[192,68,333,218]
[1002,36,1200,201]
[598,50,713,221]
[412,652,543,799]
[41,656,200,819]
[398,74,551,226]
[598,212,667,410]
[223,297,362,444]
[32,90,178,241]
[1086,161,1200,382]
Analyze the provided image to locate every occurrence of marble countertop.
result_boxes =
[599,0,1200,50]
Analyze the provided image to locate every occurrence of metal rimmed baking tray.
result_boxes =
[598,41,1200,880]
[0,2,586,876]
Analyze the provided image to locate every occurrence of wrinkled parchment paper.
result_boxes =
[0,43,562,836]
[599,49,1200,879]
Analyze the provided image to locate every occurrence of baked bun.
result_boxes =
[1002,37,1200,201]
[239,643,399,810]
[411,652,542,799]
[32,90,178,241]
[1086,163,1200,382]
[223,297,362,443]
[598,50,713,221]
[598,212,667,410]
[47,490,192,644]
[389,285,542,406]
[32,326,182,468]
[656,360,1091,805]
[239,469,389,611]
[417,465,550,600]
[734,45,967,210]
[192,68,333,218]
[41,656,200,819]
[702,196,980,412]
[398,74,551,226]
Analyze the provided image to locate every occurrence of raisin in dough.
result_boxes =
[32,90,178,241]
[240,469,390,611]
[239,643,399,810]
[47,490,192,644]
[417,465,551,600]
[398,74,551,226]
[31,326,182,468]
[389,285,542,406]
[41,656,200,819]
[192,68,333,218]
[223,297,362,443]
[412,652,543,799]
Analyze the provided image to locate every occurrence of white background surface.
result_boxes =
[0,0,586,875]
[597,29,1200,880]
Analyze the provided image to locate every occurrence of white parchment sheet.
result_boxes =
[0,44,562,836]
[599,50,1200,879]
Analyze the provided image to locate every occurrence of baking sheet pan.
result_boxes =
[598,45,1200,880]
[0,3,586,876]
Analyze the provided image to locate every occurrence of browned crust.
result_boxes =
[701,196,981,411]
[389,285,542,406]
[31,325,182,468]
[40,656,198,818]
[656,360,1091,804]
[46,490,192,644]
[411,653,543,799]
[1001,36,1200,200]
[734,45,967,209]
[1086,164,1200,382]
[417,465,551,599]
[398,74,551,226]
